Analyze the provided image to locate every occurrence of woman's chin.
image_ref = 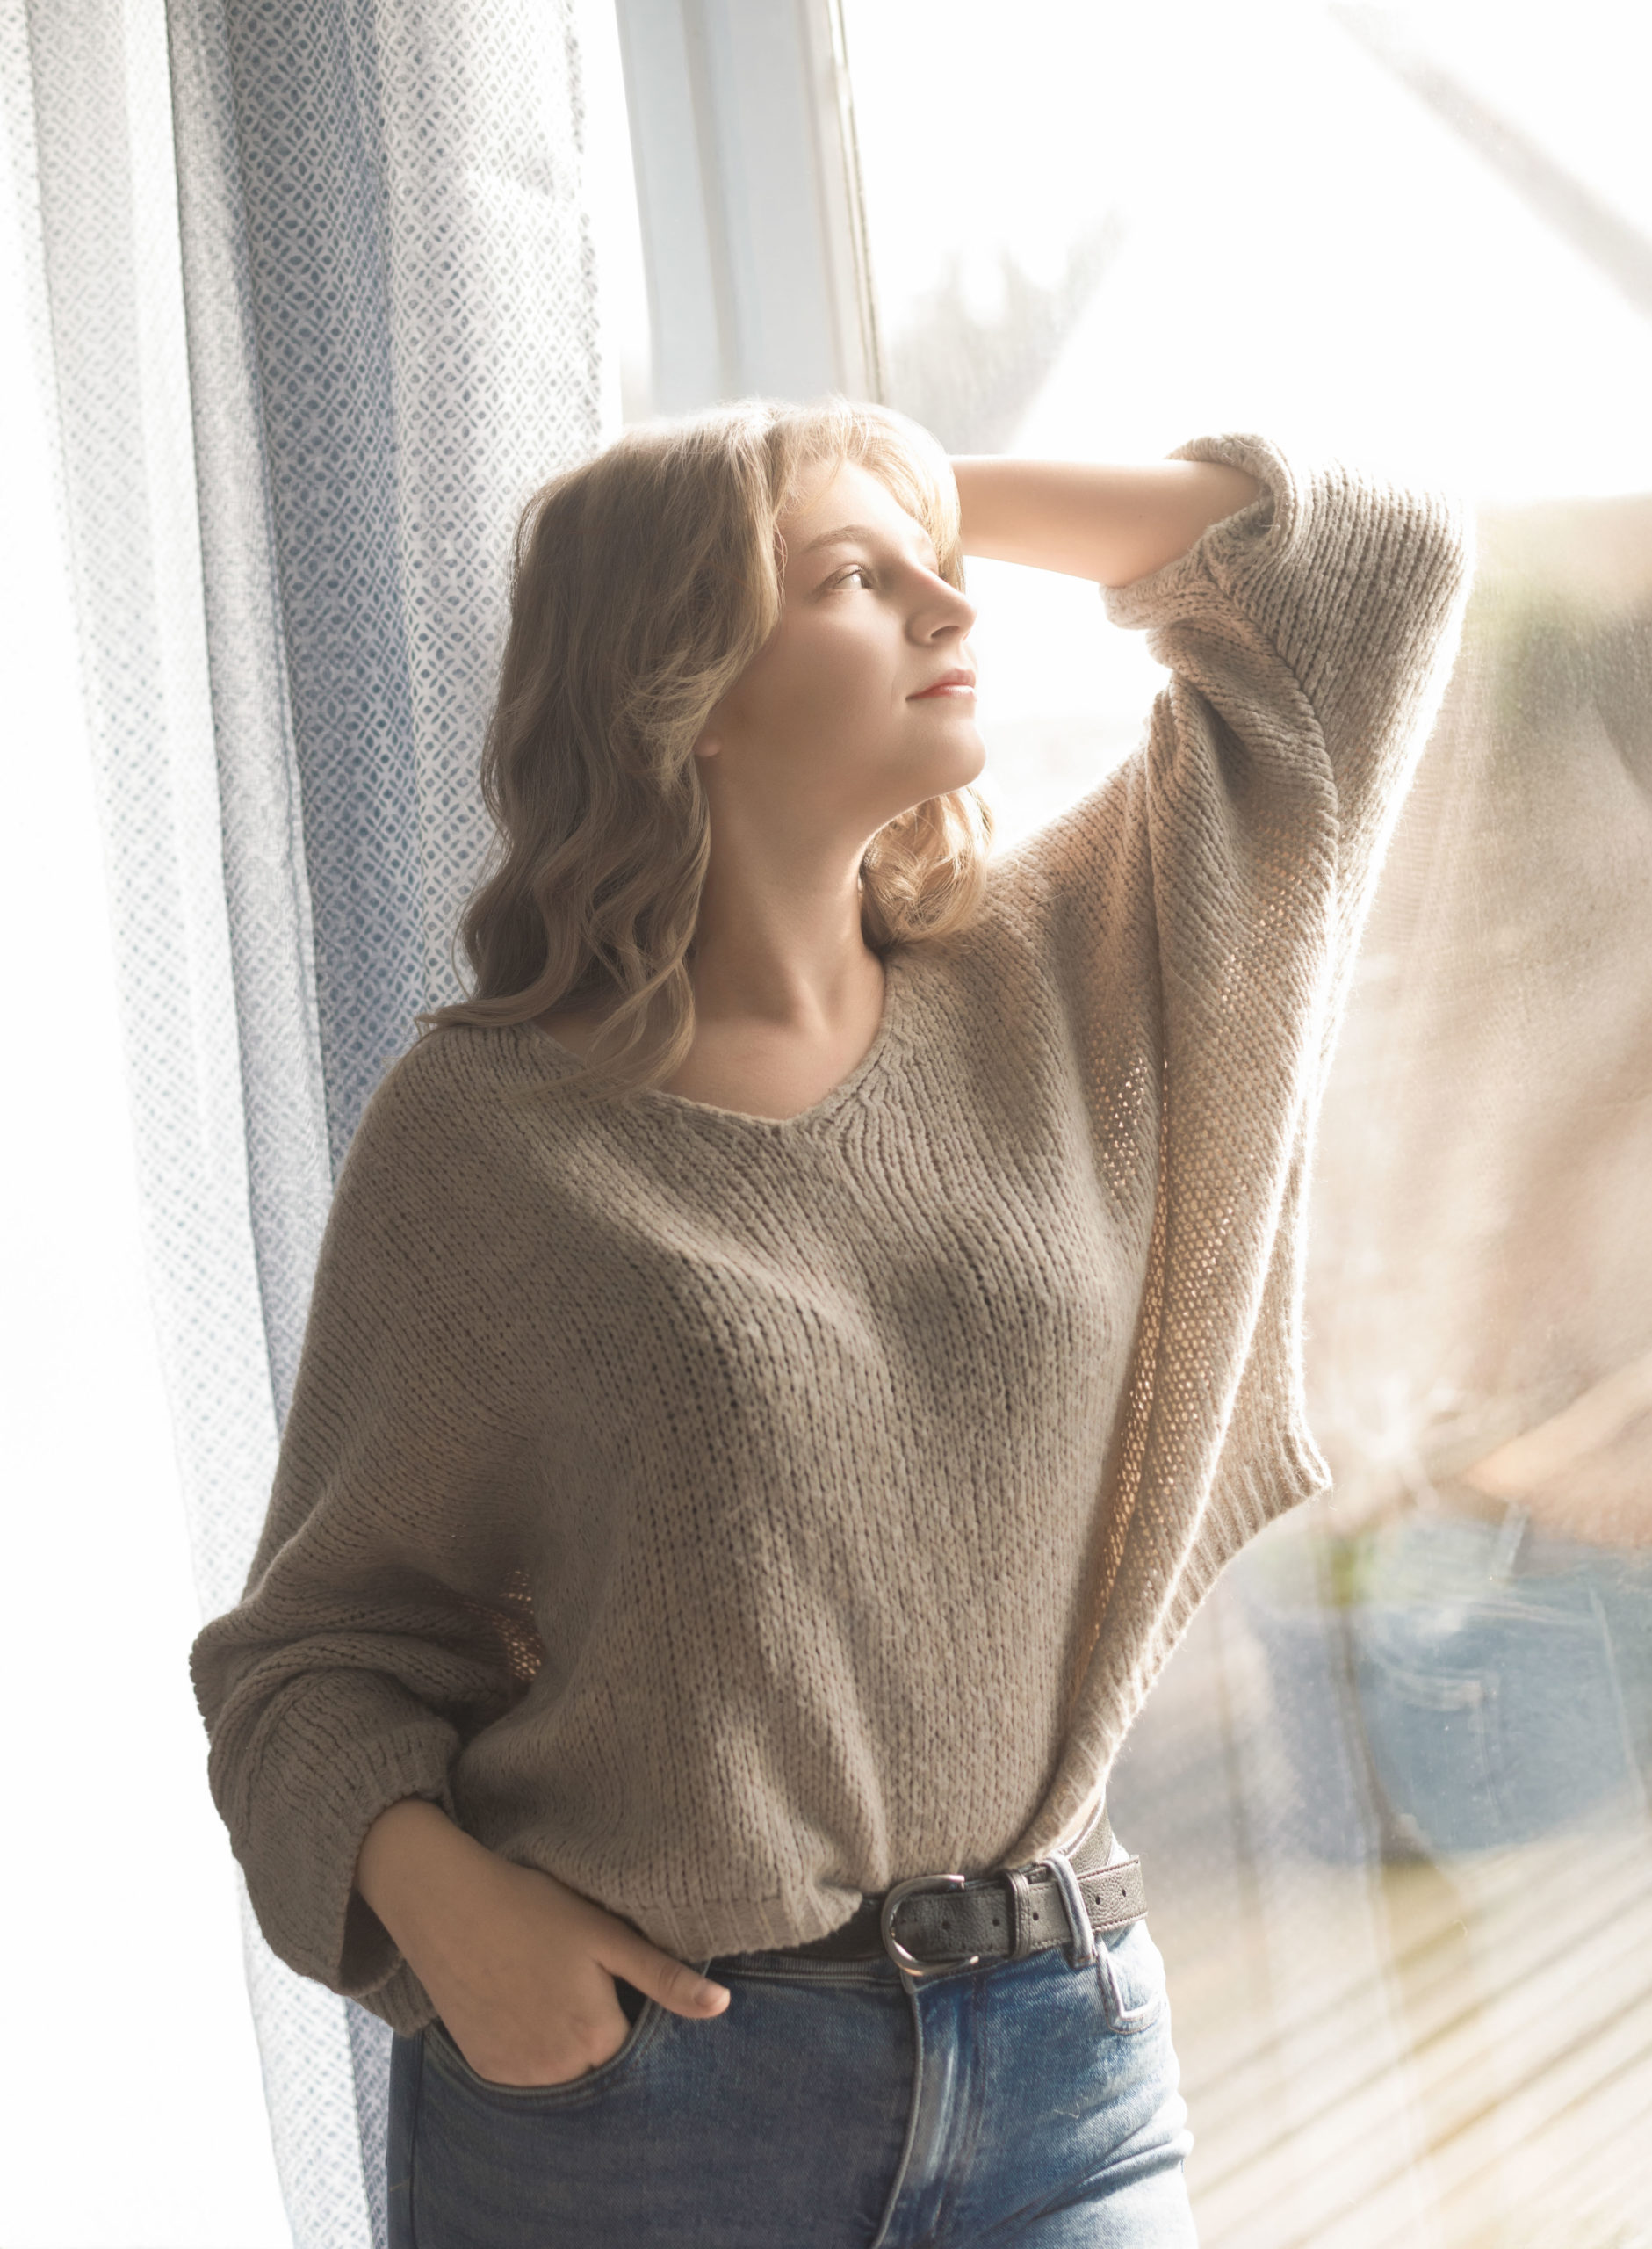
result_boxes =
[870,736,988,827]
[923,724,987,782]
[944,733,990,794]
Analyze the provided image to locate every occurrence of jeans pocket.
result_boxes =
[425,1979,660,2106]
[1094,1918,1168,2036]
[1354,1584,1643,1852]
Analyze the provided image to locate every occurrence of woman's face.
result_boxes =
[695,458,984,842]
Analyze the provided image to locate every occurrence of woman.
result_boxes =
[191,399,1470,2245]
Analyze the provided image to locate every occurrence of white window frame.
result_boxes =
[612,0,882,409]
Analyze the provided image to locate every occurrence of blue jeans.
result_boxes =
[386,1881,1195,2245]
[1352,1516,1652,1854]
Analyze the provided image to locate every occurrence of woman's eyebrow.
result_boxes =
[799,521,939,566]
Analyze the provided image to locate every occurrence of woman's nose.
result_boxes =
[920,580,976,639]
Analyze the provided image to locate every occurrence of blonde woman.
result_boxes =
[191,400,1469,2246]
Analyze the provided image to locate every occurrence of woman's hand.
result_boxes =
[354,1797,731,2086]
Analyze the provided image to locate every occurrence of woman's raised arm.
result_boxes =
[950,456,1263,587]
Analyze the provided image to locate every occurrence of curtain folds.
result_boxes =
[4,1,602,2240]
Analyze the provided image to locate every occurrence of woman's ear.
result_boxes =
[691,724,721,762]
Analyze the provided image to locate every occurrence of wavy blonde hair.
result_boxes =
[422,395,994,1097]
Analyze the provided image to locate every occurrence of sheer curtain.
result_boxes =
[4,2,601,2239]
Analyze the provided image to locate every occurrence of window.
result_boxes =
[833,4,1652,2238]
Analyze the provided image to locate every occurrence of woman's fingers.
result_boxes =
[444,1963,631,2087]
[440,1887,728,2085]
[598,1924,731,2020]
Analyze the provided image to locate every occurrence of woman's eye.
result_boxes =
[835,564,874,589]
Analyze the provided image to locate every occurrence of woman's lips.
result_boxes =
[910,673,977,699]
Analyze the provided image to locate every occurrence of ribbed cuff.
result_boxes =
[213,1674,459,2004]
[1102,431,1303,636]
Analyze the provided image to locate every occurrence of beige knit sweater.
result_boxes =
[191,432,1472,2036]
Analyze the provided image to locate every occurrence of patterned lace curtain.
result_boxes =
[3,2,601,2240]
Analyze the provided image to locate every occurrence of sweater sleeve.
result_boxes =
[981,436,1475,1869]
[1100,430,1474,912]
[189,1038,546,2022]
[1006,432,1474,1118]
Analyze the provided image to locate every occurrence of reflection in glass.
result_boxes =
[845,4,1652,2240]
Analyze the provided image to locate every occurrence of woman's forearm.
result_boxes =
[950,457,1262,588]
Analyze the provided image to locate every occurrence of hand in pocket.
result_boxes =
[356,1798,730,2087]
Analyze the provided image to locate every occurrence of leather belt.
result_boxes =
[768,1807,1147,1972]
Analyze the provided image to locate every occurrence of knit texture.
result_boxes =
[191,432,1472,2035]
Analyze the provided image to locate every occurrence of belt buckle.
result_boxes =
[879,1871,982,1978]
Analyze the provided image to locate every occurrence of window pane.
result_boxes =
[843,5,1652,2241]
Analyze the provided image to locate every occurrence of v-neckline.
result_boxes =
[513,948,908,1132]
